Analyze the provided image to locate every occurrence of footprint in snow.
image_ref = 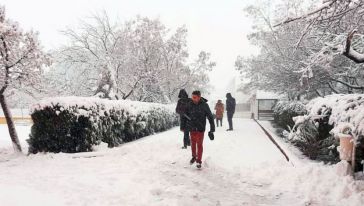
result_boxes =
[150,188,163,196]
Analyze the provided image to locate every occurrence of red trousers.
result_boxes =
[190,131,204,163]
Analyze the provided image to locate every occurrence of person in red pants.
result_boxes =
[181,90,215,169]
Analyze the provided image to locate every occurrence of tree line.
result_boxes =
[0,7,214,152]
[46,12,215,103]
[236,0,364,100]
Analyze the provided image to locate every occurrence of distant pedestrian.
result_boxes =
[181,91,215,169]
[176,89,190,149]
[226,93,236,131]
[214,100,224,127]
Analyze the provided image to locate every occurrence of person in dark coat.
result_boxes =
[176,89,191,149]
[226,93,236,131]
[181,90,215,169]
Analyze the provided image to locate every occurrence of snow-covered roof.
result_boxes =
[255,90,282,100]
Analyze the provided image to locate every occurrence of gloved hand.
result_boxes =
[208,131,214,140]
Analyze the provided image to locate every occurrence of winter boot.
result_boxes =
[196,161,202,169]
[190,156,196,165]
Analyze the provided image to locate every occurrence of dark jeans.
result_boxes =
[227,112,234,130]
[216,118,222,127]
[183,130,190,147]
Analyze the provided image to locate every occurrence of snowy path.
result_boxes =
[0,119,363,206]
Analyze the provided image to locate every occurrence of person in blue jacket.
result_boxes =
[226,93,236,131]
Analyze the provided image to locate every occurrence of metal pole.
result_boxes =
[352,141,356,174]
[257,100,260,120]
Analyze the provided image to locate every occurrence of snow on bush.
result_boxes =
[289,115,339,163]
[306,94,364,141]
[28,97,179,153]
[272,101,340,163]
[273,101,307,130]
[292,94,364,169]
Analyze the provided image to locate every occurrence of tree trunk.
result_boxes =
[0,94,22,152]
[94,65,118,100]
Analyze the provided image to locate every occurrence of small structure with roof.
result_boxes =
[249,91,282,120]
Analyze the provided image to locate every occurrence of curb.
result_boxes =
[254,119,294,166]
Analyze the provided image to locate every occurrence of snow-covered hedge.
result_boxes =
[292,94,364,167]
[273,101,307,130]
[305,94,364,141]
[290,116,339,162]
[272,101,339,162]
[28,97,179,153]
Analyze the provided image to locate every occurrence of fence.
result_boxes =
[0,108,32,125]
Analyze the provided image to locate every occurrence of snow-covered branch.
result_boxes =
[0,5,50,152]
[274,0,335,27]
[343,30,364,63]
[50,13,215,103]
[330,77,364,89]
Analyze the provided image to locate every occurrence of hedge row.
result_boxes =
[303,94,364,169]
[290,115,339,163]
[28,97,179,153]
[273,101,307,130]
[273,100,339,163]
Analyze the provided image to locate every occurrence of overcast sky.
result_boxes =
[2,0,258,100]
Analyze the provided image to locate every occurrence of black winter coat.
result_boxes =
[181,98,215,133]
[226,93,236,114]
[176,89,190,130]
[176,89,189,115]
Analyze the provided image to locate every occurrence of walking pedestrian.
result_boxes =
[214,100,224,127]
[226,93,236,131]
[181,91,215,169]
[176,89,191,149]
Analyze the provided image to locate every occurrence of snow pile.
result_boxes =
[249,161,364,206]
[28,96,179,153]
[260,120,364,205]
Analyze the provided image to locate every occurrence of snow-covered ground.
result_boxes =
[0,125,30,151]
[0,119,363,206]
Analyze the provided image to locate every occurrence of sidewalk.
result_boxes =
[0,119,363,206]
